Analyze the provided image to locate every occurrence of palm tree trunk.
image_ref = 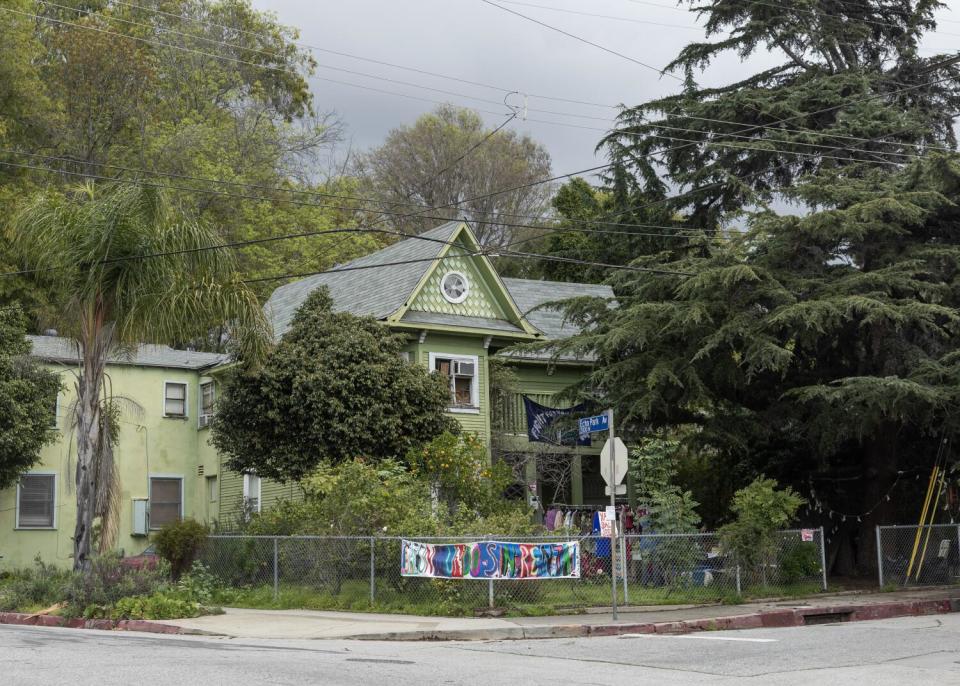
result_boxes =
[73,315,112,572]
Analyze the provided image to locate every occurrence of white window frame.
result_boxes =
[428,352,480,414]
[439,271,470,304]
[163,380,189,419]
[243,473,262,513]
[148,474,184,530]
[198,380,215,429]
[15,471,58,530]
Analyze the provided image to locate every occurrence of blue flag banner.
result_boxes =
[523,396,591,446]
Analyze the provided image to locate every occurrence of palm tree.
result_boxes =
[10,182,269,571]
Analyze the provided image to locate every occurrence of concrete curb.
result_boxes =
[347,597,960,642]
[0,611,215,636]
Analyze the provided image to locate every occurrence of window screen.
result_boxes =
[18,474,55,528]
[164,382,187,417]
[150,477,182,528]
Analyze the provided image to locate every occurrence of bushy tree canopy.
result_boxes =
[549,154,960,572]
[0,307,61,489]
[212,288,458,481]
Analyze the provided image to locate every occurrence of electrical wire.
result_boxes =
[26,2,957,157]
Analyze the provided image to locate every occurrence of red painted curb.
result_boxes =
[0,611,188,635]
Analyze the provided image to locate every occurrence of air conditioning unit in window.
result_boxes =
[198,413,212,428]
[453,360,475,376]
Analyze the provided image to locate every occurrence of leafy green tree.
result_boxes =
[606,0,960,228]
[534,174,687,283]
[9,182,268,571]
[549,154,960,574]
[356,104,553,246]
[212,288,458,481]
[720,477,805,583]
[0,306,61,489]
[2,0,372,327]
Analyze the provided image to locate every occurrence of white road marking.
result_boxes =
[620,633,777,643]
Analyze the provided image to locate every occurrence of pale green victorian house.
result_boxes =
[0,222,613,569]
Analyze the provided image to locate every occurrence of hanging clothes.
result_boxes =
[544,508,557,531]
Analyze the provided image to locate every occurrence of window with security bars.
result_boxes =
[150,477,182,529]
[164,382,187,417]
[17,474,55,528]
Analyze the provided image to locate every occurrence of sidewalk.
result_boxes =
[156,588,960,641]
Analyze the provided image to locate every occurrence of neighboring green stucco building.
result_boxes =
[0,222,613,569]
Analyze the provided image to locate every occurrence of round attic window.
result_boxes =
[440,271,469,304]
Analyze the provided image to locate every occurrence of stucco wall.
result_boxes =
[0,363,209,570]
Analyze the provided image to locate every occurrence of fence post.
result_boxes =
[487,535,495,609]
[272,537,279,601]
[735,564,741,596]
[876,526,884,589]
[621,533,629,605]
[819,526,828,591]
[369,536,376,604]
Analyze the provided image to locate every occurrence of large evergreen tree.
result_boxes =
[606,0,960,229]
[548,155,960,574]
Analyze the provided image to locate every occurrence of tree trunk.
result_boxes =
[72,317,111,572]
[857,422,899,575]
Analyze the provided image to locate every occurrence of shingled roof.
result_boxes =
[502,277,612,340]
[28,336,227,370]
[264,222,461,336]
[263,221,614,343]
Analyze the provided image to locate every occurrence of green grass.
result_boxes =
[211,578,828,617]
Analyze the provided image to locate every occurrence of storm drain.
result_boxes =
[801,611,852,625]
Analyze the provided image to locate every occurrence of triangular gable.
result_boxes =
[388,223,541,337]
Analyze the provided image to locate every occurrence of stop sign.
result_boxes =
[600,438,628,485]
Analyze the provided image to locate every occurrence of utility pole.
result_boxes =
[608,407,618,621]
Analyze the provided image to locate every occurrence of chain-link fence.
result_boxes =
[876,524,960,588]
[200,529,826,615]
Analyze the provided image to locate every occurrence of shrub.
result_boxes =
[155,518,209,579]
[62,553,169,614]
[720,477,805,576]
[0,558,72,612]
[177,562,217,604]
[87,592,201,621]
[780,542,821,584]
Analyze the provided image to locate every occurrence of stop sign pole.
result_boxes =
[606,408,618,621]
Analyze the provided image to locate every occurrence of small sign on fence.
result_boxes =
[801,529,815,542]
[400,539,580,579]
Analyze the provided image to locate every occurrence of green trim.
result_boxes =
[388,320,539,341]
[387,223,543,337]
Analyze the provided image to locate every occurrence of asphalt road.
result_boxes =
[2,614,960,685]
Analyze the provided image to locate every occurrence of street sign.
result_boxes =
[579,413,609,437]
[604,484,627,496]
[600,437,628,486]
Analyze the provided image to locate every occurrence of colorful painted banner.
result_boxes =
[400,539,580,579]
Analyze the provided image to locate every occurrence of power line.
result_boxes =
[26,2,954,158]
[496,0,703,31]
[0,157,718,245]
[478,0,684,81]
[107,0,619,110]
[0,147,711,235]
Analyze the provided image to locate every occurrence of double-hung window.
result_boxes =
[199,381,215,428]
[164,382,187,418]
[429,353,480,412]
[16,473,56,529]
[149,477,182,529]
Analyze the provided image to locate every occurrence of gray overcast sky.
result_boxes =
[252,0,960,178]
